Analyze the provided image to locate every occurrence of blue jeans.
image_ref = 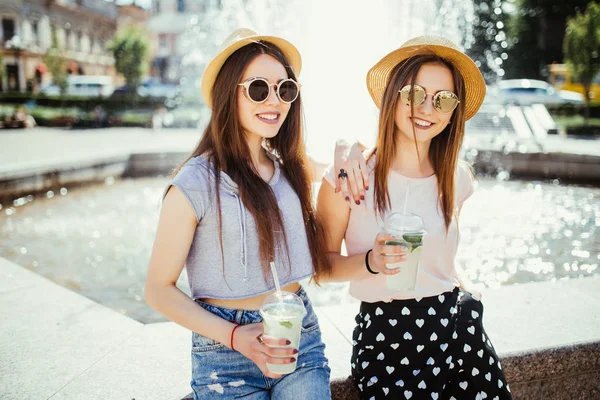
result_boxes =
[190,287,331,399]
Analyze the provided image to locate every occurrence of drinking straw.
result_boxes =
[269,261,282,295]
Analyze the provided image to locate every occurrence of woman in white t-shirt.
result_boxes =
[317,36,512,400]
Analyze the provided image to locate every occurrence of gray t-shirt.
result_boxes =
[166,154,314,300]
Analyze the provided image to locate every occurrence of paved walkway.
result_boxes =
[1,127,600,178]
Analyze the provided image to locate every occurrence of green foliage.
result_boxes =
[564,2,600,105]
[108,27,149,92]
[43,26,68,95]
[504,0,590,80]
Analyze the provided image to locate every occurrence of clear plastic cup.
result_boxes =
[259,291,307,374]
[383,212,426,291]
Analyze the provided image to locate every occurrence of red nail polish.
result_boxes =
[355,200,360,205]
[345,196,351,202]
[360,195,365,200]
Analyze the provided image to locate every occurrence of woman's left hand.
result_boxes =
[334,139,369,205]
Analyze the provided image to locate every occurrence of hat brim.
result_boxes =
[201,35,302,109]
[366,44,486,120]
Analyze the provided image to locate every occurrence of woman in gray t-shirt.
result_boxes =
[145,28,332,399]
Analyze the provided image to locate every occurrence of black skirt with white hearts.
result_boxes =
[350,288,512,400]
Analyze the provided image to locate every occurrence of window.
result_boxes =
[31,20,39,44]
[159,34,167,48]
[2,18,15,41]
[89,36,94,53]
[154,0,161,14]
[76,31,82,51]
[177,0,186,12]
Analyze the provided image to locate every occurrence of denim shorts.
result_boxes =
[190,287,331,400]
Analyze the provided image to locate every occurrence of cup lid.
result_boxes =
[262,290,305,309]
[384,212,426,233]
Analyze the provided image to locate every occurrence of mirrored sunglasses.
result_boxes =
[399,84,459,114]
[238,77,301,104]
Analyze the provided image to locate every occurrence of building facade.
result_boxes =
[0,0,118,93]
[147,0,206,83]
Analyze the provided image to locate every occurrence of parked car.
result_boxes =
[111,78,179,98]
[40,75,114,97]
[496,79,584,106]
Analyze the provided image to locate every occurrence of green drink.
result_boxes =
[259,291,307,374]
[384,213,426,291]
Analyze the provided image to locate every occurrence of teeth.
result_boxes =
[414,118,432,127]
[258,114,278,120]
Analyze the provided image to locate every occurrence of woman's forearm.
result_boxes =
[324,252,372,283]
[145,283,235,347]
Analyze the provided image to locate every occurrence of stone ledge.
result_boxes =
[328,340,600,400]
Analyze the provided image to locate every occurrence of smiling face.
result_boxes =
[237,53,292,144]
[394,62,455,145]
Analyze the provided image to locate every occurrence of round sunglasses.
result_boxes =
[399,84,460,114]
[238,77,301,104]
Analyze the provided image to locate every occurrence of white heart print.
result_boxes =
[362,361,369,369]
[472,367,480,376]
[433,367,441,376]
[391,343,400,350]
[459,381,468,390]
[401,357,409,365]
[386,366,395,374]
[364,313,370,321]
[467,326,475,335]
[376,332,385,341]
[472,310,479,319]
[389,319,398,326]
[402,307,410,315]
[396,379,404,387]
[383,387,389,395]
[464,344,472,352]
[478,349,484,358]
[430,332,438,341]
[485,372,492,381]
[416,319,425,328]
[417,345,425,352]
[404,390,413,399]
[428,307,436,315]
[376,307,384,316]
[438,294,445,303]
[404,332,412,340]
[440,343,448,351]
[426,357,435,365]
[418,380,426,389]
[432,393,439,400]
[377,352,385,360]
[440,318,449,327]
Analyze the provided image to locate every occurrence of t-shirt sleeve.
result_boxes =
[322,163,336,188]
[456,162,475,207]
[163,164,210,222]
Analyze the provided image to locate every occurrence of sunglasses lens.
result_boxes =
[247,79,270,102]
[400,85,426,106]
[435,91,459,113]
[278,80,298,103]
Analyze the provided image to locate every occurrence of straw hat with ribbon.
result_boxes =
[366,35,486,120]
[201,28,302,109]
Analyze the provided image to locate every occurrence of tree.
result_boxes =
[564,1,600,124]
[43,26,68,95]
[108,26,149,93]
[504,0,590,80]
[0,53,6,88]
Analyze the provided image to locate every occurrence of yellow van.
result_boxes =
[547,63,600,100]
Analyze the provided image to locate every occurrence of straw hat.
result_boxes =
[200,28,302,109]
[366,35,486,120]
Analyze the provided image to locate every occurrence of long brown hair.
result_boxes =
[173,41,331,284]
[369,54,467,230]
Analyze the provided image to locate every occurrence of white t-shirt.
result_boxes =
[323,158,474,302]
